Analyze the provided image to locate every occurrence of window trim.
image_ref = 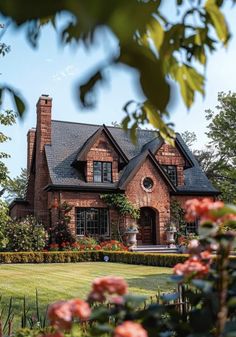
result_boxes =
[162,165,178,186]
[76,207,110,237]
[93,161,113,183]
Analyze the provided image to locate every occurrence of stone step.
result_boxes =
[133,245,179,253]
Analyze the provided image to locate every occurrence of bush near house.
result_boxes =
[4,216,47,252]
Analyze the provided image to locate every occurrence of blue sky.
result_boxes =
[1,3,236,178]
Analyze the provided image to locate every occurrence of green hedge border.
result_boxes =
[0,251,189,266]
[1,251,235,267]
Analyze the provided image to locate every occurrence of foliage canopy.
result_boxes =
[0,0,235,141]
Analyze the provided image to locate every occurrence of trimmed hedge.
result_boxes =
[0,251,101,264]
[1,251,235,267]
[0,251,188,266]
[100,251,189,267]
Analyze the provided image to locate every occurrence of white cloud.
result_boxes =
[52,64,78,81]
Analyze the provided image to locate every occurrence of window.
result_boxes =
[142,177,154,191]
[162,165,177,185]
[186,219,199,234]
[76,208,110,236]
[93,161,112,182]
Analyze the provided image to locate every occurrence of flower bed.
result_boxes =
[47,240,128,252]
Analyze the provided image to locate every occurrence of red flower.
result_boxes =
[88,276,128,302]
[114,321,148,337]
[173,255,210,279]
[185,198,224,222]
[48,299,91,330]
[48,301,72,329]
[69,299,91,321]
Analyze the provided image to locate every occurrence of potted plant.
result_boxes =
[125,223,139,250]
[165,222,177,247]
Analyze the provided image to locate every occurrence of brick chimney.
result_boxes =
[27,128,36,175]
[34,94,52,222]
[36,94,52,148]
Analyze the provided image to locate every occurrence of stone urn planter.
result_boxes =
[165,223,177,247]
[125,226,139,251]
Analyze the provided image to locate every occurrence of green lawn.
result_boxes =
[0,262,172,329]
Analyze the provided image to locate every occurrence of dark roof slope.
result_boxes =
[44,120,218,194]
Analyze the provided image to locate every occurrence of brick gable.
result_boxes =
[125,157,171,244]
[86,132,119,182]
[155,143,186,186]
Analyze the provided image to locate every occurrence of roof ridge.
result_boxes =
[51,119,158,133]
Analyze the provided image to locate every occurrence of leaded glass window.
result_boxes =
[162,165,178,185]
[93,161,112,183]
[76,208,110,236]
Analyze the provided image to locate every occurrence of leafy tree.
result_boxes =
[182,92,236,203]
[181,131,197,149]
[204,92,236,202]
[2,168,28,202]
[0,110,16,184]
[0,0,234,141]
[0,200,10,249]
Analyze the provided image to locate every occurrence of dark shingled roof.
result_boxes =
[44,120,219,195]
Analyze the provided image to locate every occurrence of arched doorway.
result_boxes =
[137,207,157,245]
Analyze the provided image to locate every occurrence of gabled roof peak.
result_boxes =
[118,149,177,191]
[72,124,129,164]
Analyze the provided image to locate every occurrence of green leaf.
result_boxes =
[143,101,175,146]
[183,66,204,95]
[147,18,164,52]
[205,0,229,44]
[120,43,170,112]
[12,92,25,117]
[79,71,103,108]
[175,65,194,109]
[121,115,131,131]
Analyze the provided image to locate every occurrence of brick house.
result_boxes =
[10,95,219,245]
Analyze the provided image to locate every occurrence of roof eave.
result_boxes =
[44,184,125,193]
[171,190,221,196]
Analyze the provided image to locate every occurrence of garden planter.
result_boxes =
[166,230,177,248]
[126,230,138,251]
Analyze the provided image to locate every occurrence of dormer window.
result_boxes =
[162,165,177,185]
[93,161,112,183]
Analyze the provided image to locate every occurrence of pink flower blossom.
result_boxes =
[48,298,91,329]
[114,321,148,337]
[88,276,128,302]
[173,255,210,279]
[185,198,224,222]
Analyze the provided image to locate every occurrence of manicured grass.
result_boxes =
[0,262,172,329]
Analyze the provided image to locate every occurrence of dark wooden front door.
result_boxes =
[137,207,156,245]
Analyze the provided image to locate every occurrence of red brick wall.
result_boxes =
[125,157,171,244]
[34,96,52,223]
[10,203,32,218]
[27,128,36,174]
[57,191,115,236]
[156,143,185,186]
[86,132,119,182]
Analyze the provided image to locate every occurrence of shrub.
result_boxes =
[0,200,10,250]
[49,202,76,246]
[5,216,47,252]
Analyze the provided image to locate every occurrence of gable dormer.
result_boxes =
[155,136,193,187]
[72,125,128,183]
